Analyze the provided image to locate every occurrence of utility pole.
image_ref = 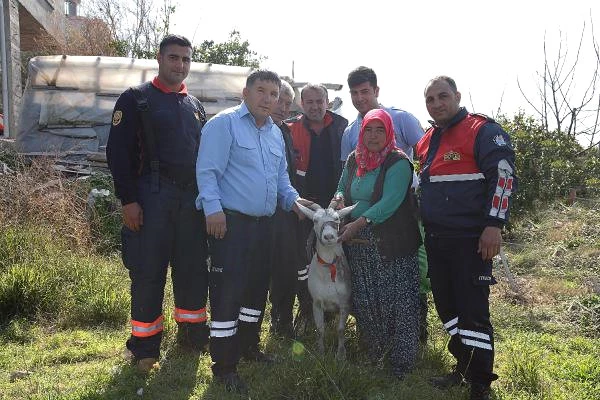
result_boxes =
[0,0,22,139]
[1,0,12,138]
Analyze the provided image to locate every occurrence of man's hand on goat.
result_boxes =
[206,211,227,239]
[293,197,313,220]
[338,216,368,242]
[328,194,345,210]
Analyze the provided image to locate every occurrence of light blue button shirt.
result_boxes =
[340,105,424,161]
[195,102,299,217]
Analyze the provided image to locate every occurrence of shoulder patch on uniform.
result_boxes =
[112,110,123,126]
[443,150,461,161]
[493,134,507,146]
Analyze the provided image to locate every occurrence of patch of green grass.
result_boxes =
[1,311,598,400]
[1,196,600,399]
[0,322,470,400]
[0,226,129,326]
[495,332,600,400]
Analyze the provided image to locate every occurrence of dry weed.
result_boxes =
[0,157,93,249]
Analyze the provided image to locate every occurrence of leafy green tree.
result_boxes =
[499,112,600,217]
[192,31,265,68]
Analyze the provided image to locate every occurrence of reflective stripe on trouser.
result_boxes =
[131,315,164,337]
[173,307,208,323]
[424,234,498,385]
[443,316,459,336]
[210,320,238,338]
[122,177,209,359]
[208,213,272,376]
[297,267,308,281]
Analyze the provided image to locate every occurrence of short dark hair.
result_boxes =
[246,69,281,88]
[425,76,458,95]
[159,34,192,53]
[300,83,328,101]
[347,66,377,89]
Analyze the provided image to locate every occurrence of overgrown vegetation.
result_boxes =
[500,112,600,217]
[0,150,121,253]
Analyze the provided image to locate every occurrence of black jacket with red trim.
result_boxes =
[286,110,348,204]
[416,108,517,237]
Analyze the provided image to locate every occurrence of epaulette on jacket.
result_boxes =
[470,113,496,123]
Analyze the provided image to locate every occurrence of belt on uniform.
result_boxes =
[223,209,270,222]
[159,171,196,190]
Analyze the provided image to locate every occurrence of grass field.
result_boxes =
[0,162,598,399]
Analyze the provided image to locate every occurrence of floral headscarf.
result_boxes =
[355,109,398,177]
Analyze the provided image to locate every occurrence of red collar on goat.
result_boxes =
[317,254,339,282]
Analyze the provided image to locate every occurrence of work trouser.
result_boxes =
[296,219,315,318]
[268,207,303,332]
[208,210,272,376]
[417,222,430,343]
[121,176,209,359]
[424,234,498,385]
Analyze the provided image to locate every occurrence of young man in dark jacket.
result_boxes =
[107,35,209,374]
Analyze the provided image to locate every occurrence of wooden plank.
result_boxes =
[86,152,107,162]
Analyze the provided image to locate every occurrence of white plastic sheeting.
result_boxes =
[17,55,252,154]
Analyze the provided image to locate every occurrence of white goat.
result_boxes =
[296,202,355,360]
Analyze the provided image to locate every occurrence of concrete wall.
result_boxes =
[1,0,67,138]
[19,0,66,50]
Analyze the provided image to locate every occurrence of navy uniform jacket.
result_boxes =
[416,108,517,237]
[106,77,205,205]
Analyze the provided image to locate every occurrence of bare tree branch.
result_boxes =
[519,17,600,142]
[494,89,505,119]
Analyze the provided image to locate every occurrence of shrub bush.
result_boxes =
[499,113,600,217]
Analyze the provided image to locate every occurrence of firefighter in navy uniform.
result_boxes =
[106,35,209,374]
[416,76,517,400]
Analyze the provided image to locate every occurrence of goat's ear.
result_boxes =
[295,201,316,220]
[336,203,357,219]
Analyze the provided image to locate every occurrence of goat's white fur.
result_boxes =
[296,202,355,360]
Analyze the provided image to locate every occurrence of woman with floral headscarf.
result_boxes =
[330,109,422,377]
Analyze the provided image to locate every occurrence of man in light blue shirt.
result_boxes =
[195,69,306,394]
[340,66,424,163]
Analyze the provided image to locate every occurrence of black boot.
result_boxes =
[241,346,276,363]
[429,370,467,389]
[470,383,491,400]
[216,372,249,395]
[176,322,209,353]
